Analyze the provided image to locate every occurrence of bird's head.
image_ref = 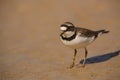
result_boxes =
[60,22,75,31]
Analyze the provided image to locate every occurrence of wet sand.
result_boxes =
[0,0,120,80]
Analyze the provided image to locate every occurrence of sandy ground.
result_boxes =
[0,0,120,80]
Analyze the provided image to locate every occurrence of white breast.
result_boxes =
[60,35,95,49]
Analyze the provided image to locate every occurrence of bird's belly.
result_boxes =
[60,36,95,49]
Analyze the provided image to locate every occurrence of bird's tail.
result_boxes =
[96,29,109,36]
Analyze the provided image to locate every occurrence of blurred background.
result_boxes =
[0,0,120,80]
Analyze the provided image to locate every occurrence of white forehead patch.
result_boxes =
[60,26,67,30]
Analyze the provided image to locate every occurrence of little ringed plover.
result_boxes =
[60,22,109,68]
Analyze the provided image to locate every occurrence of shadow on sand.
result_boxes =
[80,50,120,64]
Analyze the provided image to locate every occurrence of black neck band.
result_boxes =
[60,30,77,41]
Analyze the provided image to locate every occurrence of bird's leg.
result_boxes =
[69,49,77,68]
[82,48,88,67]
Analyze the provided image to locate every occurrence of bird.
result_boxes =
[60,22,109,68]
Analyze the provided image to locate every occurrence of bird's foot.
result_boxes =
[76,64,86,68]
[67,63,75,69]
[80,64,85,68]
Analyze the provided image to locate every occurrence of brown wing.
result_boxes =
[76,27,98,38]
